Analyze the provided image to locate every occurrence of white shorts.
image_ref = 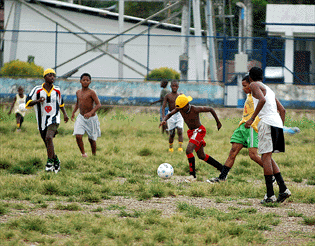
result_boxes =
[73,114,101,141]
[258,121,285,154]
[167,112,184,130]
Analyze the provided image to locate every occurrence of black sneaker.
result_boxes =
[206,177,226,183]
[277,189,291,203]
[45,159,55,172]
[260,194,277,204]
[54,156,61,174]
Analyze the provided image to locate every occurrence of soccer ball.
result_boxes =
[19,103,27,112]
[157,163,174,179]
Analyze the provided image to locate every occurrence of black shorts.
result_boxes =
[39,124,59,141]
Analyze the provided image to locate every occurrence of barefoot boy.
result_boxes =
[160,94,224,182]
[161,80,184,152]
[71,73,101,157]
[26,68,69,173]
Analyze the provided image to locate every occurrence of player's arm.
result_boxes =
[275,98,286,124]
[84,91,101,118]
[8,96,16,114]
[150,99,162,105]
[26,97,45,107]
[245,83,265,128]
[71,91,79,121]
[196,106,222,130]
[159,107,179,128]
[60,106,69,123]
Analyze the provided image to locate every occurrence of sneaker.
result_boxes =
[277,189,291,203]
[260,194,277,204]
[45,159,55,172]
[169,148,174,152]
[178,148,183,152]
[54,157,61,174]
[206,177,226,183]
[184,175,197,183]
[82,153,88,158]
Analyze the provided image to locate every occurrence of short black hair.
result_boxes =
[80,73,91,80]
[171,79,179,85]
[242,75,250,82]
[249,67,263,82]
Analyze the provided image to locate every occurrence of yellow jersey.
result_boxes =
[238,94,260,133]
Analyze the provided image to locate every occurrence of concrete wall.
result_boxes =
[0,78,314,109]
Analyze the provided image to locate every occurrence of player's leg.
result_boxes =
[15,113,22,131]
[185,142,197,181]
[177,127,184,152]
[45,124,59,173]
[271,158,291,202]
[88,138,97,155]
[196,145,223,172]
[75,135,86,157]
[248,148,263,167]
[168,128,175,152]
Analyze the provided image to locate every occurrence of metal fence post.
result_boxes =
[222,36,227,84]
[55,23,58,73]
[262,38,267,83]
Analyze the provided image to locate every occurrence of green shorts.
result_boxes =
[230,123,258,148]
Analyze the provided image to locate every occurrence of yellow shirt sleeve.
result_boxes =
[238,94,260,132]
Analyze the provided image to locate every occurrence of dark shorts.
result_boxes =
[40,124,59,141]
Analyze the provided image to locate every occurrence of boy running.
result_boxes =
[8,86,27,132]
[160,94,224,182]
[245,67,291,204]
[71,73,101,157]
[26,68,69,173]
[161,80,184,152]
[208,75,264,182]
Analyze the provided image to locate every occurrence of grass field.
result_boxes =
[0,105,314,245]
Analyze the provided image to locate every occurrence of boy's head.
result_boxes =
[160,80,168,88]
[241,75,251,94]
[80,73,91,88]
[249,67,263,82]
[43,68,56,83]
[170,80,179,93]
[175,94,193,109]
[80,73,91,81]
[17,86,24,95]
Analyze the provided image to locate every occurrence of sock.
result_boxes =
[179,142,183,148]
[219,165,231,180]
[264,175,275,197]
[17,123,20,129]
[274,172,287,193]
[187,153,196,178]
[204,154,223,171]
[169,143,173,149]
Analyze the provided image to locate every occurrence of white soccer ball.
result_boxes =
[157,163,174,179]
[19,103,27,112]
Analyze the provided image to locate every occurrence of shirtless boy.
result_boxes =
[161,80,184,152]
[160,94,224,182]
[71,73,101,157]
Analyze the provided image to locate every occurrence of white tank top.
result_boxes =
[252,82,283,128]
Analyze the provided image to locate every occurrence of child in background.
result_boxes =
[161,80,184,152]
[160,94,223,182]
[71,73,101,157]
[8,86,27,132]
[151,80,170,134]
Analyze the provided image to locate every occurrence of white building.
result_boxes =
[4,0,208,81]
[266,4,315,84]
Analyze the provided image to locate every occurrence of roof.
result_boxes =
[27,0,185,33]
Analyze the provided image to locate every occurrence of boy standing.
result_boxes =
[26,68,69,173]
[245,67,291,204]
[71,73,101,157]
[160,94,224,182]
[161,80,184,152]
[150,80,170,134]
[8,86,27,131]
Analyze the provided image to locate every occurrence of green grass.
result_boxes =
[0,106,314,245]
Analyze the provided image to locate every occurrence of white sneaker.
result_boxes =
[185,175,197,183]
[260,194,277,204]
